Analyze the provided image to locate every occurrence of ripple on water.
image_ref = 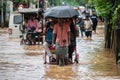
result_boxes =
[0,26,120,80]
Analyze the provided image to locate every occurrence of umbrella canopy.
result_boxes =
[44,6,79,18]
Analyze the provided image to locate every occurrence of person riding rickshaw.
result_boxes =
[18,8,44,45]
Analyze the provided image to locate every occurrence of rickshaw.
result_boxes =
[18,8,44,45]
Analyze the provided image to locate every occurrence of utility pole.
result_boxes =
[86,0,88,11]
[29,0,32,8]
[1,0,4,27]
[37,0,39,8]
[59,0,60,6]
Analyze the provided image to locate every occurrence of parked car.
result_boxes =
[8,11,23,38]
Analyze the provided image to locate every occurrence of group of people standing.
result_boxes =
[43,18,77,66]
[43,11,98,66]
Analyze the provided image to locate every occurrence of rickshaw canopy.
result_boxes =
[18,8,43,14]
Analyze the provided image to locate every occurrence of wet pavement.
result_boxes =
[0,24,120,80]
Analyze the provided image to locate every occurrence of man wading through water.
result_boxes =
[52,18,70,66]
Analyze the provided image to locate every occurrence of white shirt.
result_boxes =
[84,19,93,31]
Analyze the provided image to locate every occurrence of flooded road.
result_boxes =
[0,25,120,80]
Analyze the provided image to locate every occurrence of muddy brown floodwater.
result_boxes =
[0,24,120,80]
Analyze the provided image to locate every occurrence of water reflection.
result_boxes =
[0,26,120,80]
[43,65,78,80]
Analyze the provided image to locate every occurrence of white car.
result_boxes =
[8,12,23,38]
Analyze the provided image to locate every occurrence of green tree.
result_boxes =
[47,0,87,6]
[0,0,7,27]
[88,0,120,64]
[11,0,29,3]
[88,0,112,48]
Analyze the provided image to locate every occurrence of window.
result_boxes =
[14,15,22,24]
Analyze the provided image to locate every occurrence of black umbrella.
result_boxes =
[44,6,79,18]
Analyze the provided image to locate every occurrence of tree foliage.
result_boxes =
[89,0,120,28]
[89,0,113,18]
[0,0,7,11]
[88,0,120,49]
[11,0,29,3]
[47,0,87,6]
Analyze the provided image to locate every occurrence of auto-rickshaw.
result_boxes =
[18,8,44,45]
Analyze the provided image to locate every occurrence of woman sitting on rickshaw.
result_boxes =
[27,15,40,45]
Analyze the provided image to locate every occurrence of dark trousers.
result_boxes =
[68,45,74,60]
[68,40,76,60]
[85,31,92,38]
[27,29,36,45]
[80,29,85,37]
